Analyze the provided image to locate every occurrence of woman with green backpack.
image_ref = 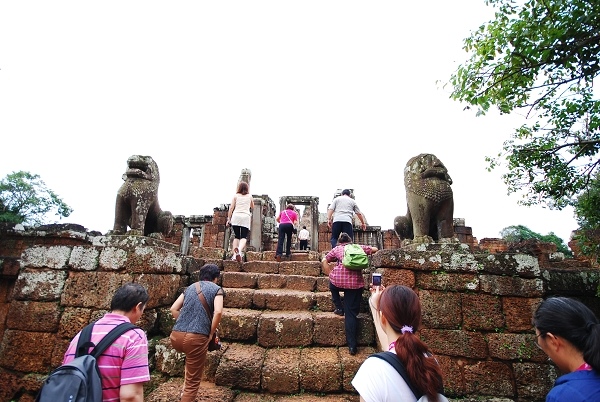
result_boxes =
[321,232,378,355]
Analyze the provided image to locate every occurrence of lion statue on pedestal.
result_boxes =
[109,155,173,238]
[394,153,455,244]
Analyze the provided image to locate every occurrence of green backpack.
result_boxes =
[342,244,369,270]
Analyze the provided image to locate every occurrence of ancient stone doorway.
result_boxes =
[279,196,319,252]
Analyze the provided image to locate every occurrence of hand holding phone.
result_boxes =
[372,273,382,287]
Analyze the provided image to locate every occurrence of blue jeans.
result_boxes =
[276,223,294,256]
[330,221,354,249]
[329,282,362,349]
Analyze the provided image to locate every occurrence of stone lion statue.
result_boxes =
[109,155,173,238]
[394,153,455,244]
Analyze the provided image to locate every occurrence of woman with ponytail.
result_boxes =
[532,297,600,401]
[352,284,444,401]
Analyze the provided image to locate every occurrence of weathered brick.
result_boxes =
[420,329,488,359]
[220,308,260,341]
[503,297,542,332]
[513,362,558,400]
[6,301,61,332]
[480,275,543,297]
[299,347,342,393]
[419,290,462,329]
[262,348,301,394]
[462,294,504,331]
[464,361,514,396]
[13,269,68,302]
[61,272,134,309]
[252,289,314,311]
[215,343,264,390]
[487,332,546,362]
[257,311,313,347]
[417,272,479,292]
[0,330,54,372]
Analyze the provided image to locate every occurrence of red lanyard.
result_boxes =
[577,362,592,371]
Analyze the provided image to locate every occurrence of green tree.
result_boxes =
[500,224,573,256]
[0,171,73,226]
[448,0,600,210]
[573,172,600,259]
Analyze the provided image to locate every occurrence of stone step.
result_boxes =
[151,341,375,400]
[219,309,375,347]
[223,288,336,311]
[146,378,360,401]
[223,259,323,277]
[222,271,329,292]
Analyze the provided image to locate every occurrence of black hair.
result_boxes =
[199,263,221,281]
[533,296,600,370]
[337,232,352,244]
[110,282,149,312]
[302,226,306,229]
[342,189,351,196]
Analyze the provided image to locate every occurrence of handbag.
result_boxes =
[195,282,222,351]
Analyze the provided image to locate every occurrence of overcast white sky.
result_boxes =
[0,1,579,247]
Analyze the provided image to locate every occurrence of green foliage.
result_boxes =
[500,224,573,256]
[448,0,600,210]
[0,171,73,226]
[573,172,600,260]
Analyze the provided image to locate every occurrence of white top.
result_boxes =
[298,228,310,240]
[352,354,417,402]
[230,193,252,228]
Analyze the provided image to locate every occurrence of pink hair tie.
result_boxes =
[401,325,413,334]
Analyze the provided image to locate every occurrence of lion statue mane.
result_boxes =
[110,155,173,238]
[394,153,455,244]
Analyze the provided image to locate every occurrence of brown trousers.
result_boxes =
[169,330,209,402]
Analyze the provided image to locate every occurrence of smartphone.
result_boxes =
[372,273,382,287]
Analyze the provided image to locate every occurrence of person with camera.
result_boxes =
[275,203,299,261]
[170,264,225,402]
[321,232,378,355]
[352,284,445,401]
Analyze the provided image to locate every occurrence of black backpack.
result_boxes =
[36,321,137,402]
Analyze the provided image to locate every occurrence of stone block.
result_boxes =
[479,253,540,278]
[503,297,542,332]
[316,277,330,292]
[279,261,321,277]
[21,245,71,269]
[436,355,465,395]
[419,290,462,329]
[68,246,100,271]
[121,246,183,274]
[223,272,260,289]
[299,347,342,393]
[340,347,376,392]
[417,272,479,292]
[257,311,313,347]
[51,337,72,368]
[357,312,375,346]
[378,268,415,288]
[0,330,54,372]
[544,268,600,296]
[190,246,226,261]
[136,274,183,309]
[223,288,254,309]
[313,312,346,346]
[215,343,264,391]
[0,368,21,402]
[487,333,546,362]
[13,269,68,302]
[98,247,128,270]
[262,348,301,394]
[253,289,314,311]
[283,275,317,292]
[241,261,278,274]
[156,306,176,335]
[0,257,20,277]
[513,362,557,400]
[220,308,260,341]
[420,329,488,359]
[57,307,93,339]
[256,273,286,289]
[462,294,504,331]
[6,301,61,332]
[480,275,543,297]
[464,361,514,396]
[154,337,185,376]
[61,272,134,308]
[314,292,335,312]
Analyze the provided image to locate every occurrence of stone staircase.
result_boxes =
[147,250,378,401]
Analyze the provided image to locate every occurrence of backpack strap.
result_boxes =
[91,322,138,359]
[75,321,138,359]
[75,322,96,358]
[370,351,424,399]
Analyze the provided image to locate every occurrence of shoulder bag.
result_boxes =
[195,282,222,351]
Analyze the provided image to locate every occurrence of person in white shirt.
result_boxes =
[298,226,310,250]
